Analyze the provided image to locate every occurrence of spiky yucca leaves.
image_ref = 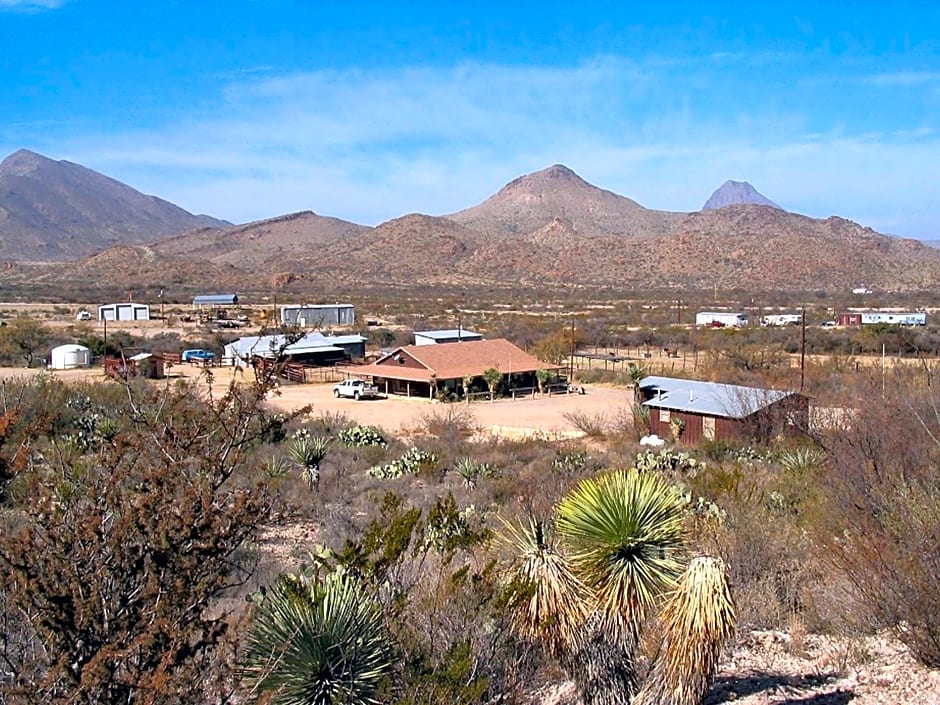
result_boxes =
[288,434,329,491]
[556,469,688,638]
[502,517,589,654]
[634,556,735,705]
[241,571,393,705]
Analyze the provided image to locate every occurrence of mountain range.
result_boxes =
[0,149,227,261]
[1,149,939,295]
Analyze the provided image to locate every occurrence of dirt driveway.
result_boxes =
[0,363,633,440]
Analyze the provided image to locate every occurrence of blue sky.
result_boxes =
[2,2,939,238]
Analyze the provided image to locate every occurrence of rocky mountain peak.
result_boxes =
[703,180,781,211]
[0,148,49,177]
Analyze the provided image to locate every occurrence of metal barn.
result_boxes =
[279,304,355,328]
[98,303,151,321]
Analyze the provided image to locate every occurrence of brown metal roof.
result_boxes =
[350,338,557,382]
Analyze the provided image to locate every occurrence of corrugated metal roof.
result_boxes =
[414,329,483,340]
[224,331,361,360]
[640,375,793,418]
[281,303,354,309]
[193,294,239,305]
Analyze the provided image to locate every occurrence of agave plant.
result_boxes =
[634,556,735,705]
[287,434,330,491]
[241,570,394,705]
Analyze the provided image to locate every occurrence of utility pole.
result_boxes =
[799,306,806,392]
[102,316,108,373]
[569,320,576,381]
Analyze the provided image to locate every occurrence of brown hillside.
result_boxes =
[275,213,485,286]
[12,246,255,292]
[447,163,680,238]
[154,211,371,269]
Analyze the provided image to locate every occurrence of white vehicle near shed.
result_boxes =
[332,378,381,400]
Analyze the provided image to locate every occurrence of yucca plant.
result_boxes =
[634,556,735,705]
[241,570,394,705]
[288,434,329,491]
[778,445,826,475]
[556,469,688,638]
[503,467,730,705]
[502,517,589,654]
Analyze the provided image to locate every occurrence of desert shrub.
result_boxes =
[307,409,354,435]
[452,457,500,488]
[0,373,289,704]
[815,373,940,666]
[331,491,537,703]
[563,408,610,438]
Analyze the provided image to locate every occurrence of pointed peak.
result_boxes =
[0,149,51,175]
[497,163,592,195]
[703,180,781,211]
[541,164,579,179]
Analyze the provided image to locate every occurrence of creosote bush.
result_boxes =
[0,374,291,705]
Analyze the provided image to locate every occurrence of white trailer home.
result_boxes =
[760,313,803,327]
[696,311,749,328]
[860,311,926,326]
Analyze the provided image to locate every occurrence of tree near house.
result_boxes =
[483,367,502,401]
[536,368,556,395]
[0,317,49,367]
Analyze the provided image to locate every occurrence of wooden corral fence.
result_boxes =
[250,357,348,385]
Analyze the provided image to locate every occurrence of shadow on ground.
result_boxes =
[705,672,855,704]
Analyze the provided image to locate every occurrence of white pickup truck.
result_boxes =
[332,379,381,400]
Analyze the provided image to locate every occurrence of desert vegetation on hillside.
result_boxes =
[1,315,939,704]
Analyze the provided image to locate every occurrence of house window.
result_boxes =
[703,416,716,441]
[660,409,671,422]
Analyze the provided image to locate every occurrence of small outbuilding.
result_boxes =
[280,304,356,328]
[50,344,91,370]
[639,375,808,443]
[98,303,151,321]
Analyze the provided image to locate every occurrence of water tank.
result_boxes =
[50,344,91,370]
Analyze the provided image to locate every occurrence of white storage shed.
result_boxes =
[50,344,91,369]
[98,302,151,321]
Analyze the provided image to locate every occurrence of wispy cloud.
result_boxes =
[863,71,940,87]
[0,0,66,9]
